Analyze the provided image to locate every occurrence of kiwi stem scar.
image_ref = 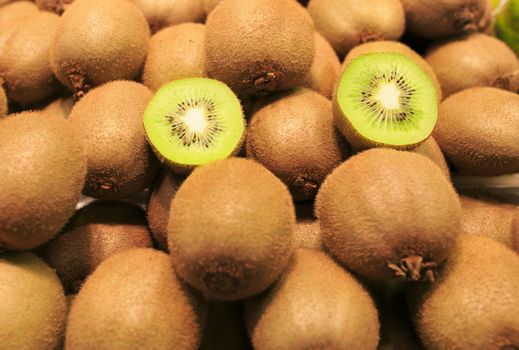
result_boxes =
[387,255,437,282]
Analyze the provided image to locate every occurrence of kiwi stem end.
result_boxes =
[493,69,519,94]
[387,255,437,282]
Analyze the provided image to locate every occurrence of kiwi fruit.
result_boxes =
[200,302,250,350]
[0,85,7,118]
[143,78,246,174]
[295,202,323,251]
[0,11,61,104]
[400,0,491,39]
[308,0,405,57]
[512,211,519,253]
[0,1,38,51]
[333,52,438,150]
[168,157,295,301]
[147,170,183,251]
[130,0,205,33]
[68,80,160,199]
[66,248,206,350]
[142,23,206,92]
[247,88,348,201]
[41,96,74,119]
[0,112,86,250]
[433,87,519,176]
[51,0,150,98]
[302,32,341,99]
[408,235,519,349]
[205,0,314,95]
[202,0,222,14]
[35,0,74,14]
[316,148,461,281]
[41,201,153,294]
[245,248,380,350]
[425,33,519,98]
[413,137,450,178]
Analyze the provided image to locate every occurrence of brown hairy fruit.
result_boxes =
[68,81,160,199]
[308,0,405,57]
[202,0,222,14]
[0,112,86,250]
[512,212,519,253]
[130,0,205,33]
[245,248,380,350]
[142,23,206,92]
[425,33,519,98]
[0,1,38,52]
[433,87,519,176]
[316,149,461,281]
[41,201,153,294]
[168,158,296,301]
[147,170,183,251]
[246,89,348,201]
[414,137,450,178]
[303,32,341,99]
[205,0,314,95]
[408,235,519,349]
[295,202,323,251]
[0,252,66,350]
[200,302,250,350]
[42,96,74,119]
[51,0,150,99]
[0,85,6,118]
[66,248,205,350]
[35,0,74,14]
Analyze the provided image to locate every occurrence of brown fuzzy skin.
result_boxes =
[302,32,341,99]
[142,23,206,92]
[246,89,349,201]
[168,158,296,301]
[414,137,450,179]
[316,149,461,281]
[130,0,205,33]
[0,1,38,52]
[202,0,222,14]
[68,81,160,199]
[205,0,314,95]
[35,0,74,14]
[308,0,405,57]
[42,96,74,119]
[433,87,519,176]
[0,252,66,350]
[51,0,150,98]
[66,248,205,350]
[147,170,183,251]
[200,302,250,350]
[0,85,6,118]
[0,112,86,250]
[295,203,323,251]
[408,235,519,349]
[245,248,380,350]
[41,201,153,294]
[512,212,519,254]
[425,33,519,98]
[401,0,491,39]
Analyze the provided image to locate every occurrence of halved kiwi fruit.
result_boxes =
[333,52,438,150]
[144,78,246,174]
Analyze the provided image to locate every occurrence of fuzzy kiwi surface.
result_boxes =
[295,202,323,251]
[316,148,461,281]
[51,0,150,98]
[245,248,380,350]
[168,158,296,301]
[246,89,348,201]
[425,33,519,98]
[142,23,206,92]
[41,201,153,294]
[308,0,405,57]
[433,87,519,176]
[66,248,206,350]
[0,112,86,250]
[512,211,519,253]
[0,85,6,118]
[35,0,74,14]
[0,1,38,51]
[401,0,491,39]
[408,235,519,349]
[200,302,250,350]
[205,0,314,95]
[130,0,205,33]
[42,96,74,119]
[413,137,450,179]
[68,80,160,199]
[202,0,222,14]
[0,252,66,350]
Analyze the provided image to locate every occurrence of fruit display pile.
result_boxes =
[1,0,519,349]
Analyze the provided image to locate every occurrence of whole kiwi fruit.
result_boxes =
[246,88,348,201]
[130,0,205,33]
[408,235,519,349]
[168,157,296,301]
[51,0,150,98]
[35,0,74,14]
[245,248,380,350]
[66,248,206,350]
[425,33,519,97]
[295,202,323,251]
[202,0,222,14]
[41,201,153,294]
[0,252,66,350]
[142,23,206,92]
[200,302,250,350]
[433,87,519,176]
[316,148,461,281]
[0,85,6,118]
[413,137,450,178]
[0,1,38,51]
[308,0,405,57]
[0,112,86,250]
[41,96,74,119]
[512,211,519,253]
[205,0,314,95]
[68,80,160,199]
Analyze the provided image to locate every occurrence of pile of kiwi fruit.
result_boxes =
[1,0,518,348]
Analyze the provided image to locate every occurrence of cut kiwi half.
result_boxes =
[333,52,438,150]
[144,78,245,173]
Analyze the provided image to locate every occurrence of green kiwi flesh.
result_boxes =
[333,52,438,150]
[0,85,7,118]
[495,0,519,56]
[144,78,246,174]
